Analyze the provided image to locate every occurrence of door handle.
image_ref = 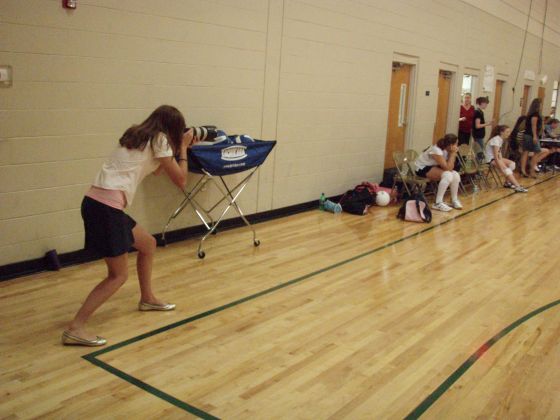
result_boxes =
[398,83,407,127]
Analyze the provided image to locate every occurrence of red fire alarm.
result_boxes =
[62,0,77,9]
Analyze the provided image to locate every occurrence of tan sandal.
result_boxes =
[138,302,176,311]
[62,330,107,347]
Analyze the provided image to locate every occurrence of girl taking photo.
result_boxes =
[63,105,194,346]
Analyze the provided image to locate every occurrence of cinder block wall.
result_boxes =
[1,0,560,266]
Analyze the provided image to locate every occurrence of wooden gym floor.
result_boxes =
[1,174,559,419]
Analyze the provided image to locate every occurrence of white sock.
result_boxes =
[437,171,453,203]
[450,171,460,201]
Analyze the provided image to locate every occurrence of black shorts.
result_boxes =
[81,196,137,258]
[415,165,433,178]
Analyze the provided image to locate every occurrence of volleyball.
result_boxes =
[375,191,391,206]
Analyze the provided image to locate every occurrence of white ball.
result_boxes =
[375,191,391,206]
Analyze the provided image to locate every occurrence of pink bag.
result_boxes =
[397,194,432,223]
[404,200,427,222]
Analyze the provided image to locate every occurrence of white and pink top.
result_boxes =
[86,132,173,209]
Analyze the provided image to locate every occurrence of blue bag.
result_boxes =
[188,135,276,176]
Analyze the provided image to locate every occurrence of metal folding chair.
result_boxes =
[471,141,500,188]
[457,144,482,192]
[392,151,434,196]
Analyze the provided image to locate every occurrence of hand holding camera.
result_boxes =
[182,128,194,150]
[189,126,219,145]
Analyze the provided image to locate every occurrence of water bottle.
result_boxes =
[324,199,342,213]
[319,193,326,210]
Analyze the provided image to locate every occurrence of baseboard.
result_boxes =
[0,197,334,282]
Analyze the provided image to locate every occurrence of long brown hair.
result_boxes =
[119,105,186,152]
[436,133,458,149]
[527,98,542,116]
[490,124,510,138]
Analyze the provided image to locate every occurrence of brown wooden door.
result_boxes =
[384,63,412,168]
[433,70,452,143]
[521,85,531,115]
[538,86,545,103]
[493,80,504,124]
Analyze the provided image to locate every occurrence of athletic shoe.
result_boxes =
[432,202,452,212]
[513,185,528,193]
[451,199,463,209]
[503,182,515,189]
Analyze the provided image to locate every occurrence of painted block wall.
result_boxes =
[1,0,559,265]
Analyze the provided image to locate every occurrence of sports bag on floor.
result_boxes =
[397,193,432,223]
[339,185,375,215]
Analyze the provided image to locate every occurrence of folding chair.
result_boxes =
[404,149,419,162]
[457,144,481,192]
[405,149,448,194]
[162,136,276,258]
[392,151,433,196]
[471,141,500,188]
[489,141,508,184]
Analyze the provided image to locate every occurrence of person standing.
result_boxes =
[520,98,550,177]
[458,93,475,145]
[472,97,493,151]
[63,105,195,346]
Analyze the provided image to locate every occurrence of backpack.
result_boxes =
[339,185,375,215]
[397,193,432,223]
[360,181,397,204]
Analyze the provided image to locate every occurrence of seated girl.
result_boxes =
[486,125,528,193]
[414,134,462,212]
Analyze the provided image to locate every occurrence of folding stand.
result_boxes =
[161,137,276,258]
[162,167,260,259]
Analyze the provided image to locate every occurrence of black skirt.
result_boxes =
[81,196,137,258]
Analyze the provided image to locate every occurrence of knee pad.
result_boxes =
[503,167,513,176]
[452,170,461,182]
[508,161,516,171]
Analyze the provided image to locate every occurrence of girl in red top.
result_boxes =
[458,93,475,145]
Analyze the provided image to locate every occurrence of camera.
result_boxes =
[188,125,218,142]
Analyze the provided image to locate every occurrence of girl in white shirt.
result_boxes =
[63,105,195,346]
[486,125,528,193]
[414,134,462,212]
